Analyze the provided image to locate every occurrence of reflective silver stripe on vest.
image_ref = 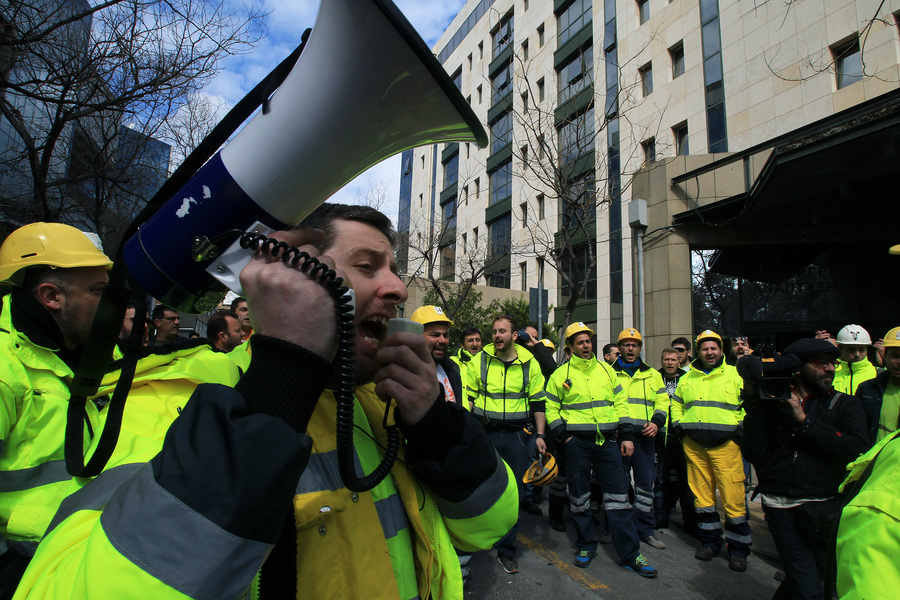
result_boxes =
[626,397,654,407]
[479,353,529,399]
[671,394,684,405]
[102,465,271,600]
[566,423,617,432]
[374,494,410,540]
[479,390,529,400]
[0,459,71,493]
[613,385,623,394]
[44,463,143,536]
[681,422,738,432]
[434,451,509,520]
[472,408,529,421]
[297,449,409,542]
[689,400,741,411]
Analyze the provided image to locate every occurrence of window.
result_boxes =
[462,232,467,251]
[642,137,656,163]
[639,62,653,97]
[440,241,455,280]
[475,177,481,198]
[522,39,529,61]
[673,121,689,155]
[833,37,863,89]
[443,199,457,229]
[477,85,482,104]
[520,262,528,291]
[558,44,594,104]
[637,0,649,25]
[521,91,529,111]
[487,269,511,289]
[490,111,512,154]
[492,61,513,103]
[473,226,479,248]
[521,144,529,167]
[559,107,596,164]
[490,160,512,204]
[443,153,458,188]
[558,0,592,46]
[560,243,598,301]
[492,13,514,58]
[467,53,473,71]
[524,0,529,10]
[478,41,483,59]
[537,77,545,101]
[421,155,425,169]
[520,202,528,227]
[670,42,685,79]
[463,184,469,205]
[537,194,545,219]
[418,193,423,207]
[488,214,512,258]
[560,175,595,229]
[451,69,462,90]
[537,23,545,47]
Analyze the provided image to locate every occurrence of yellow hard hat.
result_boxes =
[410,305,454,327]
[564,322,594,346]
[539,338,555,351]
[522,453,558,486]
[883,327,900,348]
[617,328,643,345]
[695,329,723,346]
[0,222,112,286]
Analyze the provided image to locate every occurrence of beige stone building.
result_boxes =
[398,0,900,358]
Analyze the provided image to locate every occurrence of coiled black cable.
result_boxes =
[238,232,400,493]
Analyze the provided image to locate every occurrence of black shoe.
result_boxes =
[695,545,717,561]
[549,516,566,532]
[521,501,543,516]
[728,554,748,572]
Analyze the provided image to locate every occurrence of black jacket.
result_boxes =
[740,389,871,498]
[436,355,463,404]
[855,371,898,442]
[518,339,557,380]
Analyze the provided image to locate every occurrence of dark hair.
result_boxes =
[298,203,396,251]
[493,314,518,332]
[671,337,691,349]
[230,297,247,310]
[602,343,616,356]
[460,326,481,342]
[188,331,201,338]
[152,304,176,321]
[207,310,238,341]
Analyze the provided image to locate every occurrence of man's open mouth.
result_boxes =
[358,316,389,347]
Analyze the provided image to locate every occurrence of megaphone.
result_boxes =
[123,0,486,312]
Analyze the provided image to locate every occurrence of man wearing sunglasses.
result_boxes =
[741,338,870,599]
[671,337,692,374]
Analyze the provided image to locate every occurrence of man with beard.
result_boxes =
[0,223,112,595]
[207,310,245,353]
[741,338,869,599]
[15,204,517,599]
[410,306,462,404]
[673,330,751,572]
[230,296,253,342]
[545,323,658,576]
[467,315,547,574]
[610,328,668,550]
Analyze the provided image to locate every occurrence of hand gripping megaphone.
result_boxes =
[123,0,487,312]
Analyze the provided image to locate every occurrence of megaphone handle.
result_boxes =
[238,232,398,493]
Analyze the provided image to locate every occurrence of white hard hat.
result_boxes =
[836,324,872,346]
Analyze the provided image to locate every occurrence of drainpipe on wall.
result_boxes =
[628,199,649,334]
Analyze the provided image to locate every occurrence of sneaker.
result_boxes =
[521,501,543,516]
[574,550,596,568]
[624,554,658,578]
[642,535,666,549]
[694,545,717,561]
[549,516,566,532]
[497,555,519,574]
[728,554,748,572]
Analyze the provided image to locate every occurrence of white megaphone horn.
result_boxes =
[123,0,486,312]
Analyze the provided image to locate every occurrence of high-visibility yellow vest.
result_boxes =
[672,359,743,446]
[610,361,668,430]
[834,358,878,395]
[466,344,546,426]
[545,355,625,435]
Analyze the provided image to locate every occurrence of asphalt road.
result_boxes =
[463,500,781,600]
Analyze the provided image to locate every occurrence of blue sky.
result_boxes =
[208,0,468,224]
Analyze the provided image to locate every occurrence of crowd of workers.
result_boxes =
[0,212,896,599]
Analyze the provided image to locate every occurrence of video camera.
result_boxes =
[736,343,800,402]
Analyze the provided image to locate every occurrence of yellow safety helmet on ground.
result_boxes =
[523,453,558,486]
[0,222,112,287]
[695,329,723,347]
[882,327,900,348]
[539,339,555,351]
[617,328,643,345]
[410,305,454,327]
[564,322,594,346]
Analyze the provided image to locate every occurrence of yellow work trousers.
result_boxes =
[682,437,746,519]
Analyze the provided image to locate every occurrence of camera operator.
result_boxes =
[739,338,870,600]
